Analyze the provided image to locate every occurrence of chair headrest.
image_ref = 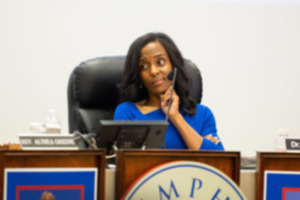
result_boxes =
[69,56,125,109]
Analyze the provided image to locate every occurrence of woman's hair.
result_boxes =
[119,32,196,115]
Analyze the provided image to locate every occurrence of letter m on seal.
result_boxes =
[158,180,180,200]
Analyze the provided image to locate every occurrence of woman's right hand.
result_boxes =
[160,85,180,120]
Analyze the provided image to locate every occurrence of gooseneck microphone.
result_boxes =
[73,130,98,149]
[165,68,177,121]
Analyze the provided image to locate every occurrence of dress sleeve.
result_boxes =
[198,106,224,150]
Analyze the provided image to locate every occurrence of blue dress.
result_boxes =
[113,102,224,150]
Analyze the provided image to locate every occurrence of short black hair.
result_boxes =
[119,32,196,115]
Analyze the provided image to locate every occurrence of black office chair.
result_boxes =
[67,56,202,134]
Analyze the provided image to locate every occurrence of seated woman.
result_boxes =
[114,32,224,151]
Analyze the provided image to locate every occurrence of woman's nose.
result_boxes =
[150,64,159,75]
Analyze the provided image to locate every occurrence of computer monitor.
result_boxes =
[95,120,169,155]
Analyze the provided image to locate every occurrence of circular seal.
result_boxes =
[122,160,246,200]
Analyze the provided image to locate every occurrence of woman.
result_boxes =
[114,32,224,150]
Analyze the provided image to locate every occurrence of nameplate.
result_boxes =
[122,160,246,199]
[19,133,78,150]
[286,138,300,152]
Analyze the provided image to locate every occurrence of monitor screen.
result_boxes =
[95,120,169,155]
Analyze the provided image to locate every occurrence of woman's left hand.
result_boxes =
[204,134,220,144]
[160,86,180,120]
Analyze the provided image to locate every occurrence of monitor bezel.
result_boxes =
[95,120,169,155]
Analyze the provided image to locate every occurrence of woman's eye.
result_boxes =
[157,59,165,66]
[140,63,149,70]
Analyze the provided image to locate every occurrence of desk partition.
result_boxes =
[0,150,106,200]
[256,152,300,200]
[116,150,240,199]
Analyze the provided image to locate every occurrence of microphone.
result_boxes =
[165,68,177,121]
[73,130,98,149]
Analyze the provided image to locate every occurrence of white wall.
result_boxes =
[0,0,299,156]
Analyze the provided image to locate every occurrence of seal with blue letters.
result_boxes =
[122,160,246,200]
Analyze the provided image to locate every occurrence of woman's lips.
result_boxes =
[152,79,165,86]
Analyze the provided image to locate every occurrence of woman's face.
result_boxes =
[139,41,173,98]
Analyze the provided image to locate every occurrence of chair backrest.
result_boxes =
[67,56,202,133]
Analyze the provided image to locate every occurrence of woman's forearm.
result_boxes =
[170,113,204,150]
